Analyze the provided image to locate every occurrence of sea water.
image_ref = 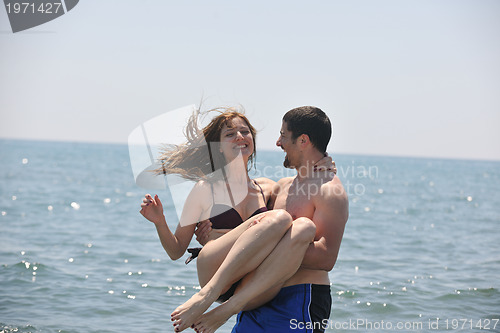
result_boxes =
[1,139,499,332]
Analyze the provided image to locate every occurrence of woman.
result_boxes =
[140,107,333,332]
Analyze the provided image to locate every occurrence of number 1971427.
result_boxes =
[6,2,62,14]
[445,318,499,330]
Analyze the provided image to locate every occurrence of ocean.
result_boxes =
[1,139,499,332]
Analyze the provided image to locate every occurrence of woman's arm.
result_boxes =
[140,182,211,260]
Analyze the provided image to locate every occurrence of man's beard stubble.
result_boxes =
[283,155,292,169]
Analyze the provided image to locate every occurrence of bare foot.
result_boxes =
[193,302,238,333]
[171,289,218,332]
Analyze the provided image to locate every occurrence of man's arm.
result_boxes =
[268,177,293,210]
[267,179,281,210]
[300,181,349,271]
[253,177,277,209]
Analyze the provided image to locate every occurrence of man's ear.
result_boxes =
[299,134,310,146]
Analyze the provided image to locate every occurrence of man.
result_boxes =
[195,106,348,332]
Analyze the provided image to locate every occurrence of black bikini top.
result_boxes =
[209,180,268,229]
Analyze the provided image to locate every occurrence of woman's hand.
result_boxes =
[194,219,212,245]
[140,194,165,226]
[314,153,337,174]
[194,220,230,245]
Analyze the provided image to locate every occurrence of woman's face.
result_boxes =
[219,117,254,161]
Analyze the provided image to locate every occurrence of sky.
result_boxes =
[1,0,499,161]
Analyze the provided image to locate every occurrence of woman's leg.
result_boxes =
[171,209,293,332]
[195,209,284,290]
[195,213,265,289]
[192,217,317,333]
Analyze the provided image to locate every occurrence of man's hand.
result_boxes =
[195,219,212,246]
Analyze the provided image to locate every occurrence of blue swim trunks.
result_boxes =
[231,284,331,333]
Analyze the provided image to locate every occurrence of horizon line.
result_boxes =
[1,136,499,163]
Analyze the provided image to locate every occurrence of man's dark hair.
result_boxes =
[283,106,331,153]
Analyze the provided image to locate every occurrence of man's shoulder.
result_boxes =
[277,176,294,186]
[253,177,276,188]
[269,177,294,203]
[317,176,348,208]
[253,177,276,200]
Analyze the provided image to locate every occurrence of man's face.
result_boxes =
[276,121,299,168]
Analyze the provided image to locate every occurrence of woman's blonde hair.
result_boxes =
[155,107,257,182]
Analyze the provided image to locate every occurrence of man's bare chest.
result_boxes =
[274,181,316,220]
